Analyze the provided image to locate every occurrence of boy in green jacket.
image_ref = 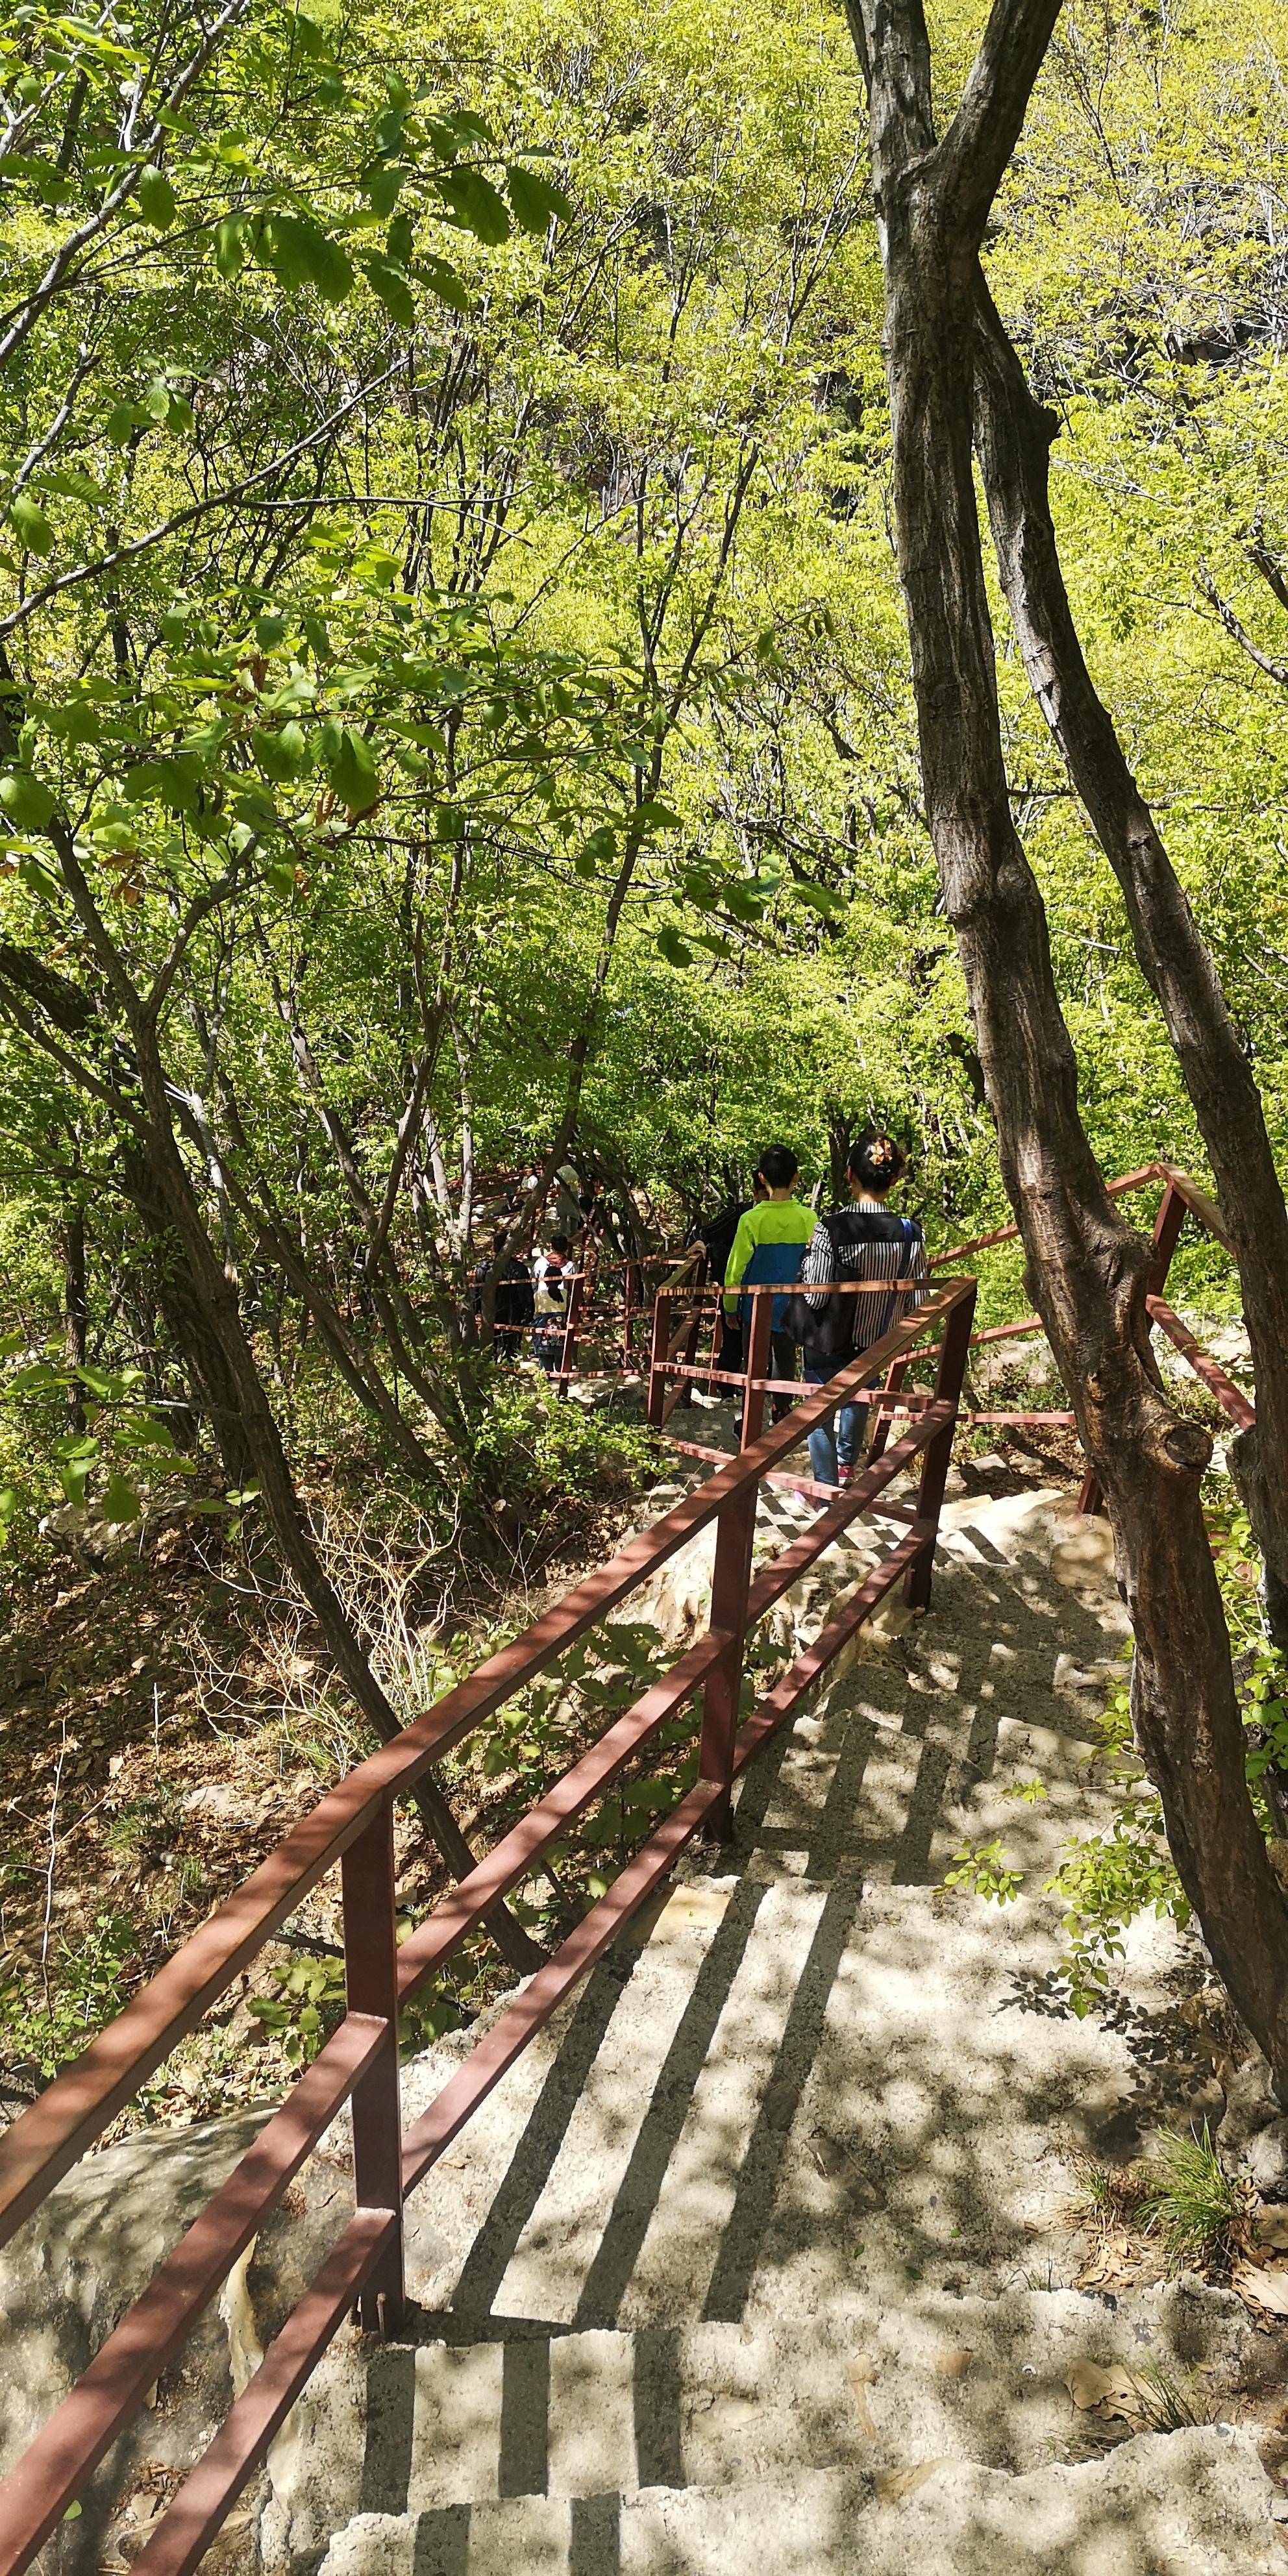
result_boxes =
[723,1145,814,1424]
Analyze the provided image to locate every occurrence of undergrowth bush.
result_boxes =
[941,1475,1288,2014]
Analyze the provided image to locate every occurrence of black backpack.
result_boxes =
[786,1212,919,1357]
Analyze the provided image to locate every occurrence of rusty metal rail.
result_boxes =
[645,1167,1252,1515]
[0,1278,976,2576]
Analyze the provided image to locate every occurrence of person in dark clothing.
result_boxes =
[794,1131,928,1486]
[692,1178,765,1394]
[475,1238,534,1361]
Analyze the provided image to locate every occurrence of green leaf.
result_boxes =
[40,467,105,505]
[100,1472,142,1526]
[256,612,288,648]
[415,254,471,313]
[8,493,54,556]
[0,1486,21,1531]
[327,727,380,815]
[656,924,693,968]
[0,769,56,829]
[60,1456,92,1508]
[105,402,140,445]
[259,214,354,301]
[432,169,511,245]
[138,163,177,229]
[213,210,250,279]
[505,163,573,234]
[365,160,404,217]
[141,377,172,424]
[253,721,308,782]
[386,211,414,267]
[364,256,415,328]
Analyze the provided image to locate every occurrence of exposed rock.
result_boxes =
[1219,2051,1288,2197]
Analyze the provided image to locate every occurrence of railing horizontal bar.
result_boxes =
[969,1315,1045,1346]
[966,1411,1077,1426]
[401,1777,721,2199]
[395,1626,735,2008]
[652,1360,939,1403]
[0,1283,971,2249]
[732,1525,935,1766]
[1157,1167,1235,1256]
[1146,1295,1256,1428]
[928,1165,1163,1268]
[0,2014,387,2576]
[128,2209,397,2576]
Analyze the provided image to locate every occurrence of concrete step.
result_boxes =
[312,2429,1278,2574]
[261,2282,1256,2566]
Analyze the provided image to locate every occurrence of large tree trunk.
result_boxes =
[970,272,1288,1647]
[118,1139,258,1489]
[849,0,1288,2080]
[130,1064,544,1974]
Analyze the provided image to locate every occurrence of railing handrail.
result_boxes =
[0,1275,976,2574]
[0,1280,970,2254]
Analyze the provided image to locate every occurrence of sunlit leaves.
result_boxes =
[504,162,573,234]
[7,493,54,555]
[137,163,177,229]
[432,167,511,244]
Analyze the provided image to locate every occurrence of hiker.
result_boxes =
[723,1148,813,1426]
[532,1232,573,1375]
[793,1130,928,1487]
[691,1176,766,1393]
[474,1237,534,1363]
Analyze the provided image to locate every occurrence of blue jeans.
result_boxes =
[804,1352,867,1488]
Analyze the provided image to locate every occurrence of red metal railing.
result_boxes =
[644,1166,1253,1517]
[0,1276,976,2576]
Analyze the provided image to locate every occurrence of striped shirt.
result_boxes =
[801,1198,928,1352]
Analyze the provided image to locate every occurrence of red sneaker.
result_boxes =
[837,1465,853,1485]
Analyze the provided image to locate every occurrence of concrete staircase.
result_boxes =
[256,1482,1280,2575]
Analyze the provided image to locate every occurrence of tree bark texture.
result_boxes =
[851,0,1288,2079]
[971,274,1288,1648]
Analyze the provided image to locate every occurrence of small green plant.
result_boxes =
[0,1911,139,2080]
[1136,2124,1243,2272]
[247,1948,346,2066]
[941,1837,1025,1903]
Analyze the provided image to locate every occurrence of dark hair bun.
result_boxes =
[847,1128,906,1189]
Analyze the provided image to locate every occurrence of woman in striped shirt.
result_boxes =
[797,1132,928,1487]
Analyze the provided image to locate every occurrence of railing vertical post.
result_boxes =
[341,1799,404,2336]
[647,1291,671,1428]
[679,1247,708,1405]
[904,1283,975,1610]
[556,1265,586,1401]
[867,1352,909,1467]
[740,1288,771,1451]
[1077,1179,1186,1517]
[699,1478,758,1842]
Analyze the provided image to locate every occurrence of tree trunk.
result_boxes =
[850,0,1288,2081]
[970,270,1288,1647]
[60,1207,87,1436]
[119,1139,257,1489]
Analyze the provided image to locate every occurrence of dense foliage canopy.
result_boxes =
[1,0,1286,1510]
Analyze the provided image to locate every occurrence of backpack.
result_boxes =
[786,1213,918,1357]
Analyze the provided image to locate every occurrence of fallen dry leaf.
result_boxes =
[1066,2358,1147,2426]
[846,2355,878,2437]
[1254,2209,1288,2253]
[930,2347,974,2379]
[1233,2259,1288,2319]
[874,2459,955,2508]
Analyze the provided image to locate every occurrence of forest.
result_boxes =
[2,0,1288,2229]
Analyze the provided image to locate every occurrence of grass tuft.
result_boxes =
[1136,2123,1244,2272]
